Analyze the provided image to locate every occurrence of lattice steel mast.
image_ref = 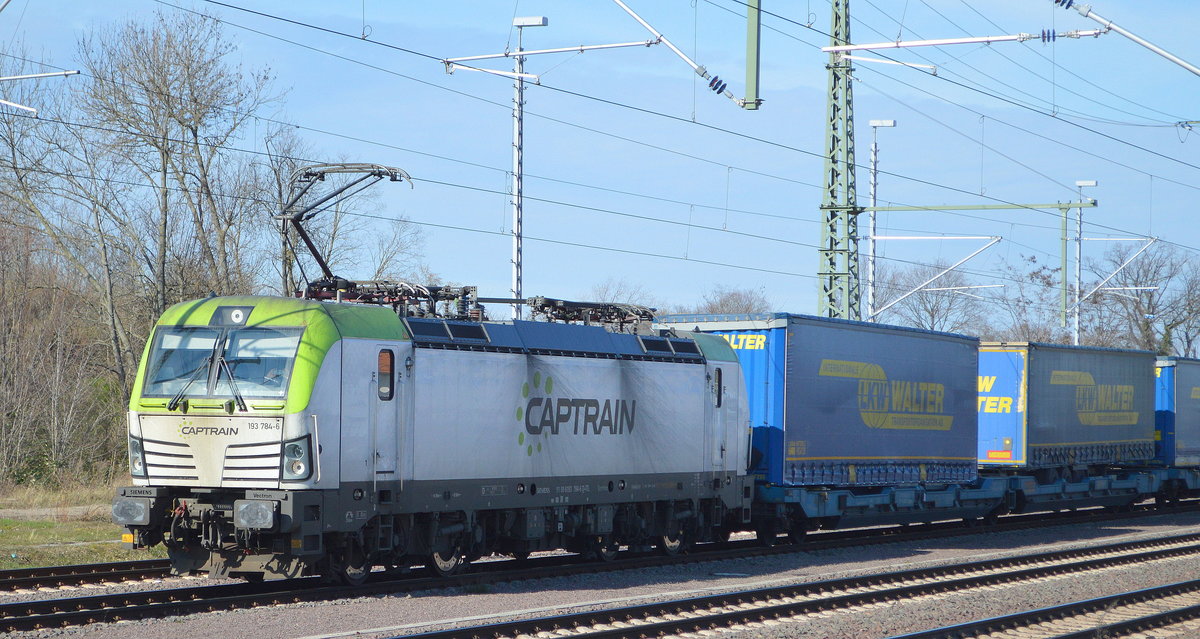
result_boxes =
[817,0,861,319]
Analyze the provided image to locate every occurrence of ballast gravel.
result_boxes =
[10,510,1200,639]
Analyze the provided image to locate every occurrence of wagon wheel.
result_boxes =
[786,527,806,545]
[755,521,779,547]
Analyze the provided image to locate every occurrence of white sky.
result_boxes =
[10,0,1200,318]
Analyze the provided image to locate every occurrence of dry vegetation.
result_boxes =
[0,10,423,488]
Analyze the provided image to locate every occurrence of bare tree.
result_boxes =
[0,11,436,485]
[873,261,988,334]
[1089,243,1200,355]
[985,255,1069,344]
[685,284,771,314]
[588,277,656,306]
[78,10,277,302]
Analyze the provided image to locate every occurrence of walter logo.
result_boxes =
[515,371,636,456]
[1051,370,1137,426]
[716,332,766,350]
[818,359,951,431]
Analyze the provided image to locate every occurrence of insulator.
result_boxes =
[708,75,720,89]
[715,81,727,94]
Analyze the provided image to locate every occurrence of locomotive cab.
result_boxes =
[112,295,407,581]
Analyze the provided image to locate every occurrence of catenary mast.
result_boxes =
[817,0,860,319]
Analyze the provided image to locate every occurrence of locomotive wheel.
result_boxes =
[327,540,371,586]
[657,531,685,556]
[428,546,464,577]
[582,535,620,562]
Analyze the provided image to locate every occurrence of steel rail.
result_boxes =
[0,500,1185,592]
[402,533,1200,639]
[0,559,171,591]
[895,579,1200,638]
[1,501,1195,630]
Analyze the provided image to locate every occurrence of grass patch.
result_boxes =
[0,517,166,571]
[0,478,125,511]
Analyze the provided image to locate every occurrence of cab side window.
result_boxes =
[378,350,394,401]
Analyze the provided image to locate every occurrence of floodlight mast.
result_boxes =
[443,19,660,319]
[444,6,762,319]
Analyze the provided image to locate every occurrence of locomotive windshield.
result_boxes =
[142,326,303,401]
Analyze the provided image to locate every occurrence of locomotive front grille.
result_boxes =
[143,438,199,481]
[222,441,282,484]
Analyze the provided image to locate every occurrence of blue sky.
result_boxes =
[10,1,1200,318]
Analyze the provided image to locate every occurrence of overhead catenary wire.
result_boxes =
[0,65,1073,260]
[853,0,1147,127]
[165,0,1200,251]
[934,0,1182,126]
[0,129,1062,296]
[960,1,1190,126]
[18,0,1190,287]
[714,0,1200,168]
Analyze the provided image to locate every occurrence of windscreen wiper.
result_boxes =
[216,356,248,412]
[167,360,211,412]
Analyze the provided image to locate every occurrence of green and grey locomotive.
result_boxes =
[112,293,752,583]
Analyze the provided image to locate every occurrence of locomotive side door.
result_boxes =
[372,345,399,480]
[710,365,726,471]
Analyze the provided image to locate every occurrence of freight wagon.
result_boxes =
[656,313,1007,541]
[977,342,1156,473]
[1155,357,1200,468]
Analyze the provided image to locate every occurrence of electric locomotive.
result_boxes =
[112,287,752,583]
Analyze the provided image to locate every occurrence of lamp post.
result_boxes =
[866,119,895,322]
[509,17,548,320]
[445,16,660,320]
[1073,179,1098,345]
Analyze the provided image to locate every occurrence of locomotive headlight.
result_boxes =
[111,497,150,525]
[128,437,147,478]
[280,435,313,481]
[233,499,277,530]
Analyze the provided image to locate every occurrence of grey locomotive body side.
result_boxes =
[116,298,753,582]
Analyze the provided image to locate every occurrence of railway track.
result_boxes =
[5,529,1200,634]
[400,533,1200,639]
[895,580,1200,638]
[2,501,1190,594]
[0,560,171,592]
